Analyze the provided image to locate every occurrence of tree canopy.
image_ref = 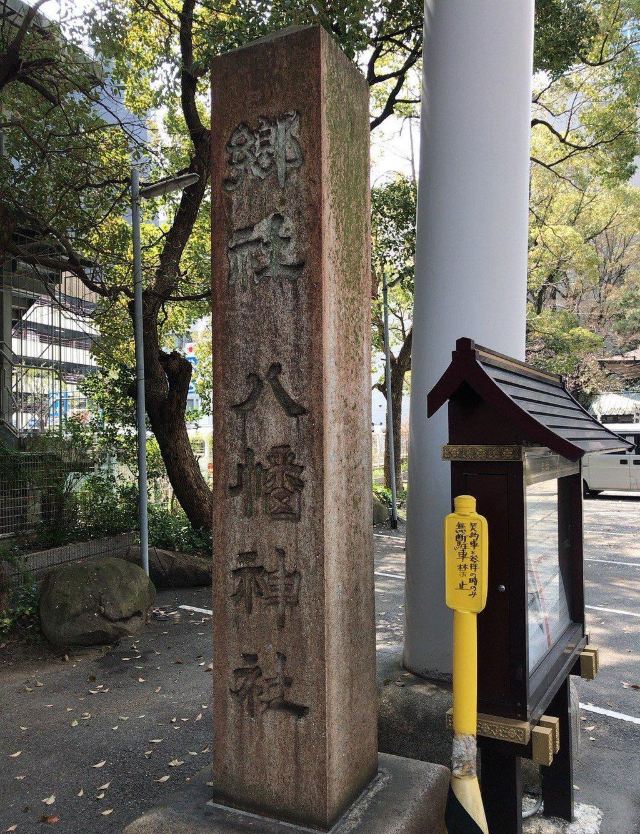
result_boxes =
[1,0,638,508]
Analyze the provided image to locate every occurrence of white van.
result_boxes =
[582,423,640,496]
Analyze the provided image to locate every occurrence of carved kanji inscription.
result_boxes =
[227,213,304,290]
[231,547,301,628]
[232,363,308,418]
[230,652,308,719]
[224,112,303,191]
[229,445,304,521]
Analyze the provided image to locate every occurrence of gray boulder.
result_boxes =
[373,495,390,525]
[39,557,155,648]
[120,546,211,589]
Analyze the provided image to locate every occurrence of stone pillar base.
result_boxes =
[122,753,449,834]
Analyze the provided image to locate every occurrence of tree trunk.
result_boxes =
[383,375,403,490]
[383,328,412,492]
[133,296,213,532]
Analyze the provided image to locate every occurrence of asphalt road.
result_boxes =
[0,494,637,833]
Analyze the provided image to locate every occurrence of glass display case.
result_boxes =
[526,477,570,675]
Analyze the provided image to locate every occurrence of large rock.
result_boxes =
[120,546,211,589]
[39,557,155,647]
[373,495,390,525]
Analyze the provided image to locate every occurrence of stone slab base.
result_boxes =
[378,646,581,792]
[122,753,449,834]
[523,803,603,834]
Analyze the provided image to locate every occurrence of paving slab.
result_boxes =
[122,754,449,834]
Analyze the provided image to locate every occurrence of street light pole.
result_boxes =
[130,167,200,577]
[131,166,150,576]
[383,272,398,529]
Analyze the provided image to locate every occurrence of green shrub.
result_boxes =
[373,484,392,507]
[73,473,137,540]
[0,546,39,636]
[148,505,211,556]
[373,483,407,509]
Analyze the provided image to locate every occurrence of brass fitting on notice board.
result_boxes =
[580,646,599,680]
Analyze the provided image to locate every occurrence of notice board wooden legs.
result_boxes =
[479,678,574,833]
[541,678,574,821]
[479,740,523,834]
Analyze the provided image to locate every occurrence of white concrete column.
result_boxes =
[404,0,534,675]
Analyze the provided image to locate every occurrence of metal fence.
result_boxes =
[372,428,409,486]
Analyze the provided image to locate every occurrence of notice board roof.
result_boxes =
[428,338,633,460]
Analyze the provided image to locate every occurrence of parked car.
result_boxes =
[582,423,640,496]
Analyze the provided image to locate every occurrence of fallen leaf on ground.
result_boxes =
[6,825,17,831]
[35,681,44,688]
[195,713,202,722]
[168,759,184,767]
[621,681,640,690]
[155,775,170,783]
[9,751,21,758]
[96,792,105,800]
[40,815,60,824]
[42,795,56,805]
[15,776,25,781]
[92,761,106,769]
[71,720,79,727]
[77,789,83,797]
[100,809,113,816]
[150,739,163,744]
[19,726,27,731]
[98,782,110,791]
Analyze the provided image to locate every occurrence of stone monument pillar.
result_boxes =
[124,25,450,834]
[210,25,376,830]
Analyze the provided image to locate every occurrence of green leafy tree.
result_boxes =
[2,0,424,531]
[3,0,638,528]
[371,175,415,489]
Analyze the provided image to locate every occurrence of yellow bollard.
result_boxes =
[444,495,489,834]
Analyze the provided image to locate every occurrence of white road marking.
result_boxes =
[580,703,640,726]
[375,571,406,580]
[586,558,640,568]
[586,604,640,619]
[178,605,212,615]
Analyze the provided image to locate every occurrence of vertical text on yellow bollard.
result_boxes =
[444,495,489,834]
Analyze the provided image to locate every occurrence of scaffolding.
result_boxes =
[0,241,100,538]
[1,245,98,442]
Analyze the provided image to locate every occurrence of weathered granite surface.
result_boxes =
[122,754,449,834]
[39,557,155,647]
[210,26,376,830]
